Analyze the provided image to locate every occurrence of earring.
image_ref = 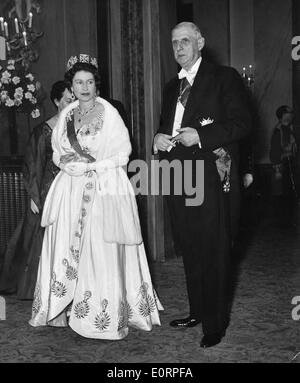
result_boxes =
[71,90,75,100]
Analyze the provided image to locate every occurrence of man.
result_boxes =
[154,22,251,348]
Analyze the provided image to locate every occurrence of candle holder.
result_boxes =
[0,7,43,71]
[241,65,255,90]
[0,2,44,156]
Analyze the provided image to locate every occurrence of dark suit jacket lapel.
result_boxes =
[181,60,214,126]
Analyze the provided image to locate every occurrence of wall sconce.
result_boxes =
[242,65,255,89]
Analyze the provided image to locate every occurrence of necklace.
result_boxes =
[77,102,96,123]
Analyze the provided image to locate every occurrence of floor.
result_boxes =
[0,195,299,363]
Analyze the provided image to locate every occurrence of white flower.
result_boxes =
[7,61,15,70]
[12,76,21,85]
[25,73,34,81]
[25,91,33,99]
[1,71,11,84]
[14,99,22,107]
[5,98,15,107]
[0,90,8,102]
[27,84,35,92]
[200,117,214,126]
[30,96,37,104]
[14,92,23,100]
[31,108,40,118]
[15,87,23,96]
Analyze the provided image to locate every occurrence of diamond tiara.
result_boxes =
[66,54,98,71]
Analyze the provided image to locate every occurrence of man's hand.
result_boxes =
[174,127,200,147]
[243,173,254,189]
[154,133,176,152]
[64,162,88,177]
[30,199,39,214]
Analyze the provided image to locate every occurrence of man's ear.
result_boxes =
[198,37,205,51]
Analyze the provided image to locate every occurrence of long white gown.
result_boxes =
[29,98,163,339]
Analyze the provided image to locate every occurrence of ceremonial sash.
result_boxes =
[66,112,96,163]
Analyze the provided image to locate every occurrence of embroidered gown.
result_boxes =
[0,123,59,299]
[29,98,163,339]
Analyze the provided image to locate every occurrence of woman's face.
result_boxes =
[56,88,73,113]
[72,70,97,102]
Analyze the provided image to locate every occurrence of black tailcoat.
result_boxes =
[157,60,251,335]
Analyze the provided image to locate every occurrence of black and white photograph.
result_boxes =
[0,0,299,369]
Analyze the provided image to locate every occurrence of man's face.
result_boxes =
[171,26,203,70]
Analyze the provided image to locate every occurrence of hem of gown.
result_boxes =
[69,322,129,340]
[29,318,162,340]
[28,320,68,328]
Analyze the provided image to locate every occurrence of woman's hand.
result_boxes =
[64,162,88,177]
[30,199,39,214]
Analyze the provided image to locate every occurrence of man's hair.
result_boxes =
[276,105,293,120]
[50,80,70,106]
[172,22,203,39]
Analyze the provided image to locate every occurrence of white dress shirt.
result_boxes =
[154,56,202,153]
[170,57,202,140]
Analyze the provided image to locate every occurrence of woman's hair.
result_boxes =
[50,80,70,106]
[276,105,293,120]
[64,62,101,91]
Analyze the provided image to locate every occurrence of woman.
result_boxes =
[270,105,299,225]
[29,55,162,339]
[0,81,73,299]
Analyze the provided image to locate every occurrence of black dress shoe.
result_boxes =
[200,332,225,348]
[169,316,201,328]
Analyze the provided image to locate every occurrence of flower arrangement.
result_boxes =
[0,59,41,118]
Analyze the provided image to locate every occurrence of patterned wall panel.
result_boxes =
[121,0,145,159]
[119,0,150,253]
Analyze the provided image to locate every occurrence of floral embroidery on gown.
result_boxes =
[29,98,163,339]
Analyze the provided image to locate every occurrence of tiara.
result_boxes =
[66,54,98,71]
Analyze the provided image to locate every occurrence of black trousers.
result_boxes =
[166,159,232,335]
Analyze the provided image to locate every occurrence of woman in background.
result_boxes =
[0,81,73,299]
[29,55,162,339]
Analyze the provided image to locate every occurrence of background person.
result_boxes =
[0,81,73,299]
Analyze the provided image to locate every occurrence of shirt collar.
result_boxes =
[178,56,202,82]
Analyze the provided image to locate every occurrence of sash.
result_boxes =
[66,111,96,163]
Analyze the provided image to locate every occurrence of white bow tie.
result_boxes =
[178,68,197,83]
